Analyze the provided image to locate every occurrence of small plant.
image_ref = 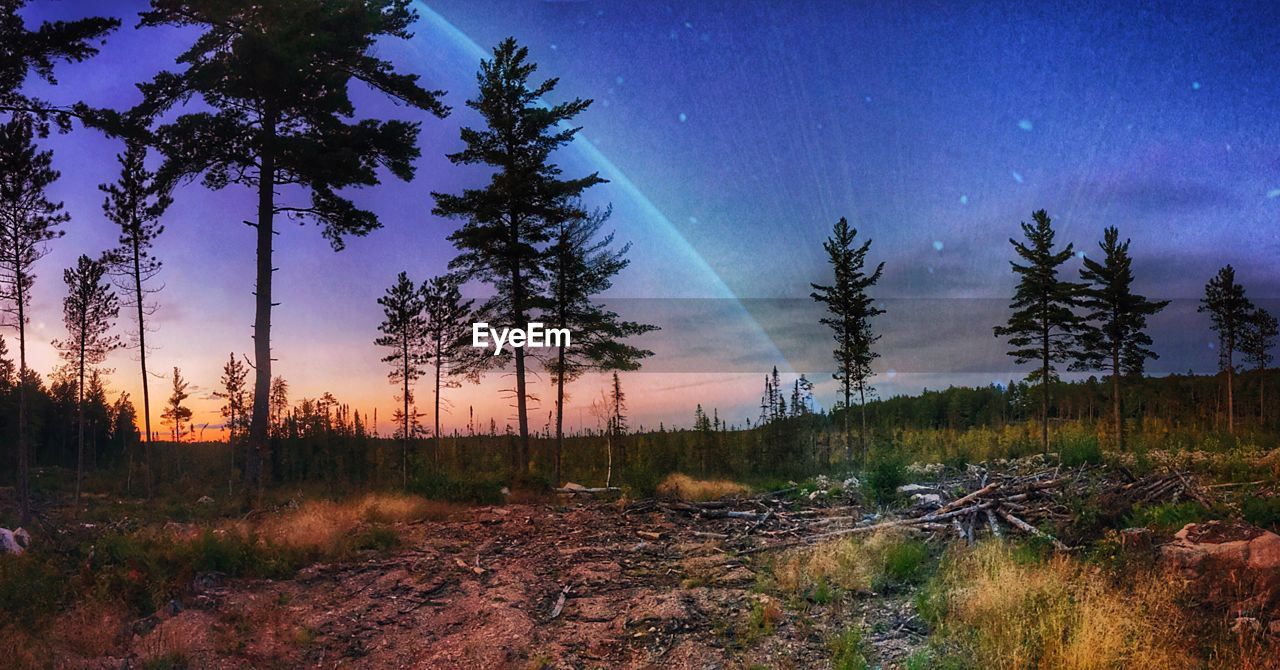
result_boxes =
[1058,433,1102,466]
[864,454,907,505]
[743,598,782,643]
[879,538,930,585]
[809,574,833,604]
[1241,495,1280,531]
[829,626,869,670]
[1128,501,1212,533]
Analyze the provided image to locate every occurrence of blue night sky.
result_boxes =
[13,1,1280,431]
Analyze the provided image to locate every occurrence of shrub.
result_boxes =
[1241,495,1280,531]
[864,455,907,505]
[656,473,751,501]
[409,471,507,504]
[1128,501,1212,533]
[829,627,869,670]
[0,554,64,626]
[1059,433,1102,467]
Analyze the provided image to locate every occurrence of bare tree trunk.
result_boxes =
[1227,348,1235,435]
[554,344,565,485]
[245,126,276,507]
[842,379,851,463]
[858,383,868,462]
[434,347,442,466]
[402,330,410,490]
[75,336,86,513]
[1042,327,1050,454]
[131,236,154,499]
[16,261,29,526]
[1113,347,1123,452]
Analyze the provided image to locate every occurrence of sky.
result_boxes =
[12,0,1280,436]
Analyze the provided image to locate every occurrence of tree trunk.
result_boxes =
[245,126,276,506]
[858,383,868,462]
[75,336,86,513]
[842,377,852,463]
[1113,346,1123,452]
[402,330,410,490]
[510,248,530,473]
[1041,326,1050,454]
[434,346,442,466]
[132,235,153,499]
[1226,346,1235,435]
[554,344,565,485]
[16,260,29,526]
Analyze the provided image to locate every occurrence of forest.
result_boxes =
[0,2,1278,669]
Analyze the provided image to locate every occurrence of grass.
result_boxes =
[1127,501,1214,533]
[829,626,869,670]
[924,541,1197,669]
[769,531,935,600]
[655,473,751,501]
[863,455,907,506]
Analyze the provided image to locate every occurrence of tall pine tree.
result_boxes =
[54,254,120,509]
[0,113,66,524]
[540,206,654,484]
[433,38,604,473]
[810,217,883,462]
[1074,227,1168,451]
[1199,265,1253,434]
[127,0,449,500]
[1243,307,1278,424]
[0,1,118,128]
[375,271,427,488]
[421,272,479,463]
[994,210,1084,453]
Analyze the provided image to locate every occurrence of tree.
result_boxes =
[100,140,169,497]
[214,352,248,492]
[1243,307,1278,424]
[994,210,1084,453]
[375,271,427,488]
[269,376,289,437]
[1199,265,1252,435]
[54,254,121,509]
[0,1,118,128]
[131,0,449,499]
[1074,227,1168,450]
[161,366,191,443]
[0,113,66,524]
[540,206,654,483]
[421,272,479,463]
[810,217,884,461]
[433,38,605,473]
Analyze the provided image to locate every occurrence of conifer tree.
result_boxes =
[540,206,654,483]
[810,217,884,461]
[55,254,121,508]
[214,352,248,491]
[1243,307,1278,424]
[1074,227,1168,450]
[421,272,478,463]
[375,271,427,488]
[100,140,169,497]
[127,0,449,499]
[994,210,1084,453]
[0,113,66,524]
[1199,265,1252,435]
[161,366,191,443]
[434,38,604,473]
[0,1,118,128]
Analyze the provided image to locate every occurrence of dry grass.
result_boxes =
[49,600,126,658]
[931,542,1197,670]
[232,493,456,555]
[656,473,751,501]
[769,530,924,597]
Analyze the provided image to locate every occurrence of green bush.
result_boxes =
[1058,434,1102,466]
[1127,501,1212,533]
[864,454,907,505]
[829,627,869,670]
[1242,496,1280,531]
[0,553,65,626]
[409,471,507,504]
[880,538,931,584]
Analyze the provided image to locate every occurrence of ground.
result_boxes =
[64,500,925,669]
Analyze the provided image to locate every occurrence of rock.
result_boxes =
[842,476,860,490]
[197,495,215,504]
[910,493,942,507]
[897,484,935,494]
[0,527,30,556]
[1160,520,1280,614]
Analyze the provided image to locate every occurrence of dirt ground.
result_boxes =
[80,500,925,669]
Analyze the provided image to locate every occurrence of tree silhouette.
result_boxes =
[1243,307,1278,424]
[375,271,427,488]
[54,254,121,509]
[421,272,480,463]
[994,210,1084,453]
[100,140,169,498]
[161,366,191,443]
[0,113,66,524]
[214,352,249,492]
[0,1,118,129]
[269,376,289,438]
[810,217,884,462]
[131,0,449,500]
[540,206,654,483]
[433,37,605,473]
[1199,265,1252,435]
[1074,227,1168,450]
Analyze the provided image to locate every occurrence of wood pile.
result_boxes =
[629,464,1214,555]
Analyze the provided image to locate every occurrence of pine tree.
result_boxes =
[1074,227,1168,450]
[54,254,121,509]
[126,0,448,500]
[994,210,1084,453]
[0,1,118,128]
[1243,307,1278,424]
[375,271,427,488]
[100,140,169,498]
[1199,265,1253,435]
[161,367,192,443]
[269,377,289,438]
[214,352,248,491]
[540,206,654,483]
[433,38,604,473]
[810,217,884,462]
[421,272,478,463]
[0,113,66,524]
